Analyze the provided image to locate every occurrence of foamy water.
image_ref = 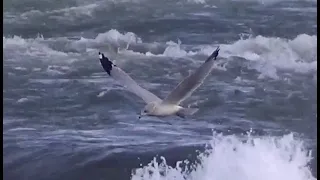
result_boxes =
[3,29,317,80]
[131,132,315,180]
[4,0,317,179]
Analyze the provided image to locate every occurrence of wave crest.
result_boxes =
[131,132,315,180]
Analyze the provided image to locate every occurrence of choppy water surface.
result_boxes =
[3,0,317,180]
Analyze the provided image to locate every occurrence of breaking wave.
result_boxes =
[3,29,317,80]
[131,132,315,180]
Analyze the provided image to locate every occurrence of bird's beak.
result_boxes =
[138,112,146,120]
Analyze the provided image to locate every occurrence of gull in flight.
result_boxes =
[98,46,220,119]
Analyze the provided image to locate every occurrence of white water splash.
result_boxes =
[3,29,317,80]
[201,34,317,79]
[131,133,315,180]
[17,98,29,103]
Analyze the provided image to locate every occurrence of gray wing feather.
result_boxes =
[110,66,162,103]
[162,46,220,105]
[99,52,161,104]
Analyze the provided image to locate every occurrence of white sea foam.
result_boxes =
[96,29,142,45]
[3,0,317,25]
[148,34,316,79]
[187,0,207,4]
[4,3,99,24]
[14,67,27,71]
[145,40,197,58]
[200,34,317,78]
[17,98,29,103]
[228,0,316,4]
[3,35,70,62]
[131,132,315,180]
[280,7,317,13]
[3,29,317,80]
[69,29,142,52]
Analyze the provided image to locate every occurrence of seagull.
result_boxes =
[98,46,220,119]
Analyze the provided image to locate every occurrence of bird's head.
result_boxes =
[138,102,157,119]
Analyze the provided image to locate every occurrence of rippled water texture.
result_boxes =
[3,0,317,180]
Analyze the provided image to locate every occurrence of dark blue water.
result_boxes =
[3,0,317,180]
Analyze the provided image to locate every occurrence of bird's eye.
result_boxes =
[144,110,147,113]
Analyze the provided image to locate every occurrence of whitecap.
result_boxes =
[131,132,315,180]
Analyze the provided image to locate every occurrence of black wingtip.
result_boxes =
[205,46,220,62]
[213,46,220,60]
[99,52,105,60]
[98,52,113,76]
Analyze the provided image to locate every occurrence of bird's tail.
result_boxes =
[176,107,199,118]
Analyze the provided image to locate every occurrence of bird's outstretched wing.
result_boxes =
[162,46,220,105]
[99,52,162,104]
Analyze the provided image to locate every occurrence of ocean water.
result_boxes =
[3,0,317,180]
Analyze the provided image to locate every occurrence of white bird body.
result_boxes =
[142,101,183,116]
